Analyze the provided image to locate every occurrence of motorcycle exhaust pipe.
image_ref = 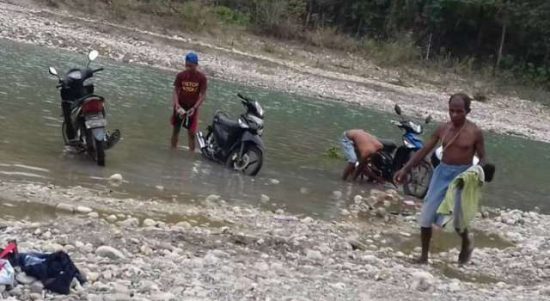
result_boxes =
[196,132,207,149]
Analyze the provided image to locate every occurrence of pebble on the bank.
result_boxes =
[96,245,126,260]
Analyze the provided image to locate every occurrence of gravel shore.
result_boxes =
[1,1,550,143]
[1,181,550,300]
[1,2,550,300]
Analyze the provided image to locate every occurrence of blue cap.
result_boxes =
[185,52,199,65]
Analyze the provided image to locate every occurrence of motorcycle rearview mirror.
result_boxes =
[49,67,61,80]
[48,67,58,76]
[394,104,402,116]
[86,50,99,68]
[88,50,99,62]
[425,115,432,124]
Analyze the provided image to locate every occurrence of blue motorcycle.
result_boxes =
[370,105,433,198]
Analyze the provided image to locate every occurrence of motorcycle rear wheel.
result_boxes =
[226,144,263,176]
[404,160,432,198]
[85,130,106,167]
[94,138,106,167]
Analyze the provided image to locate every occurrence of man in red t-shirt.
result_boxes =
[171,52,208,151]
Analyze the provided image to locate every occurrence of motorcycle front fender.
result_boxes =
[91,127,106,141]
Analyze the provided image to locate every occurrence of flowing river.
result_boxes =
[1,39,549,217]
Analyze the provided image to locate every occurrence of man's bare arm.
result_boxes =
[475,128,487,166]
[173,88,180,110]
[401,125,442,173]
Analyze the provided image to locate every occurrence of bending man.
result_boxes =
[341,129,383,181]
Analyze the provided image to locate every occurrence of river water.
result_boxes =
[1,39,549,217]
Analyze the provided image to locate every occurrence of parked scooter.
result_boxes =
[196,93,264,176]
[48,50,120,166]
[369,105,433,198]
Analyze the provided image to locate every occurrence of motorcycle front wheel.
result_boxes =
[404,160,433,198]
[226,144,263,176]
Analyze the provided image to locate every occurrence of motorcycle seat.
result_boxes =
[379,139,397,153]
[215,113,240,130]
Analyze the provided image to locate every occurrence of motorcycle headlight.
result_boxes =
[410,122,422,134]
[67,70,82,80]
[257,128,264,136]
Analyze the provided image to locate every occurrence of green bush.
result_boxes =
[213,5,250,26]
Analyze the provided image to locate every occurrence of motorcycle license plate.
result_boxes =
[85,117,107,129]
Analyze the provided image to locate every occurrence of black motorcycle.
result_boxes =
[369,105,433,198]
[196,93,264,176]
[48,50,120,166]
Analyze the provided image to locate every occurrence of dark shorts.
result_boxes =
[171,109,199,134]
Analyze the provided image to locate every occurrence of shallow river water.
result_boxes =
[1,39,549,217]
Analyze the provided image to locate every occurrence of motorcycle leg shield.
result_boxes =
[240,131,264,150]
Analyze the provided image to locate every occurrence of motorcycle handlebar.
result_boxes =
[92,68,104,73]
[390,120,402,126]
[237,93,253,103]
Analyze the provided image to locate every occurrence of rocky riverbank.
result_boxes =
[1,1,550,143]
[1,180,550,300]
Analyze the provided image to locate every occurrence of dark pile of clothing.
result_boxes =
[0,241,86,295]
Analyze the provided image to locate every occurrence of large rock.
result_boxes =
[76,206,93,214]
[260,194,270,203]
[96,246,126,260]
[411,271,434,291]
[16,272,37,284]
[29,293,42,301]
[56,203,74,213]
[118,217,139,227]
[150,293,176,301]
[8,285,22,297]
[106,215,118,222]
[108,174,124,182]
[30,281,44,293]
[104,294,131,301]
[205,194,221,202]
[142,218,157,227]
[305,249,323,261]
[87,294,104,301]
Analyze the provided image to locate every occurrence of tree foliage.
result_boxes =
[213,0,550,81]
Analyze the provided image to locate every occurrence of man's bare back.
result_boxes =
[346,129,382,158]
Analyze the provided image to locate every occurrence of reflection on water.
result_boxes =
[0,38,549,218]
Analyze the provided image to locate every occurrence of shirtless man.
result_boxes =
[394,93,486,264]
[340,129,383,181]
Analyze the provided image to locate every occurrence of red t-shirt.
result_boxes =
[173,70,207,109]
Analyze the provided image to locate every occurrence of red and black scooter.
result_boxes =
[48,50,120,166]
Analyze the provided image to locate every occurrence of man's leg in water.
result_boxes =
[187,131,196,152]
[171,126,180,149]
[171,110,183,149]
